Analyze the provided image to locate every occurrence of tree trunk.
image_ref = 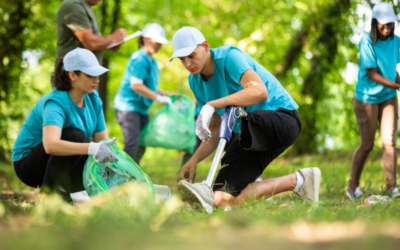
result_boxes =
[98,58,109,114]
[0,1,33,160]
[97,0,121,118]
[292,0,351,154]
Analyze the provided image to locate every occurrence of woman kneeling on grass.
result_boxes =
[348,3,400,199]
[12,48,119,202]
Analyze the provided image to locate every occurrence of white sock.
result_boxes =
[293,172,304,192]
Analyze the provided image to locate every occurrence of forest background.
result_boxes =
[1,0,399,163]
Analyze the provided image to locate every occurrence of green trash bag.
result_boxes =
[140,93,196,153]
[83,140,155,201]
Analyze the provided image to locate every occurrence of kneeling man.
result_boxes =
[170,27,321,213]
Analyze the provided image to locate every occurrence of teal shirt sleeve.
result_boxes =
[225,49,253,83]
[128,54,148,80]
[359,37,377,69]
[42,101,66,128]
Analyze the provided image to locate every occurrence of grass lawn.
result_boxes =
[1,147,400,249]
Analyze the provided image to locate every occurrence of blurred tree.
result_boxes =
[98,0,122,115]
[0,1,34,160]
[3,0,398,160]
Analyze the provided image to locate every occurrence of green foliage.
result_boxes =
[1,0,397,159]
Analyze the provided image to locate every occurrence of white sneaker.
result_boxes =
[355,187,364,197]
[293,167,321,202]
[389,187,400,198]
[177,180,215,214]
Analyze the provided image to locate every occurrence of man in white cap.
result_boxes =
[171,26,321,213]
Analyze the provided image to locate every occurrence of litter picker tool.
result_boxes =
[204,106,247,187]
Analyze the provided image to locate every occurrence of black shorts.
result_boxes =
[213,110,301,196]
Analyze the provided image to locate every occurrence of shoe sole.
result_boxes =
[177,181,213,214]
[346,190,353,200]
[312,167,321,202]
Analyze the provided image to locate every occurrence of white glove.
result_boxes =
[155,95,173,105]
[88,138,119,163]
[196,105,215,141]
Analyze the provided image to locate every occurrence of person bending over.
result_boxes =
[13,48,119,201]
[170,27,321,212]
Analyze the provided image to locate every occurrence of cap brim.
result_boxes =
[169,45,197,62]
[143,34,169,44]
[81,65,110,76]
[153,36,169,44]
[377,16,396,24]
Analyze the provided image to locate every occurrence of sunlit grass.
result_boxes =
[1,148,400,249]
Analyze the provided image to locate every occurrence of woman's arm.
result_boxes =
[42,125,90,156]
[207,69,268,109]
[131,83,157,100]
[157,89,179,96]
[396,72,400,84]
[366,68,400,90]
[92,129,109,143]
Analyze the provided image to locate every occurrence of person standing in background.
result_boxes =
[114,23,174,165]
[347,3,400,199]
[55,0,127,85]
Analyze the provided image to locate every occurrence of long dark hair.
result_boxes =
[138,36,144,48]
[371,18,394,44]
[53,57,81,91]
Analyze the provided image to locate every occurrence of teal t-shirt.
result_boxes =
[12,89,106,161]
[355,33,400,103]
[189,46,298,132]
[114,49,160,115]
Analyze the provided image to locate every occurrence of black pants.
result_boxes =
[116,110,149,164]
[213,110,301,196]
[13,128,88,194]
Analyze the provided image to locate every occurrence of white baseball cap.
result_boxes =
[142,23,169,44]
[372,2,396,24]
[63,48,110,76]
[169,26,206,62]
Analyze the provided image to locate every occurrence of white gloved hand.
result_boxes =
[196,105,215,141]
[88,138,119,163]
[155,95,173,105]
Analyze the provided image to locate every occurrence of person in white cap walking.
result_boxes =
[348,2,400,199]
[170,26,321,212]
[12,48,119,202]
[114,23,175,164]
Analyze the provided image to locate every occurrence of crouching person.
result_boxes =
[12,48,119,202]
[170,27,321,212]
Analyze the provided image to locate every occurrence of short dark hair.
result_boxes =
[138,36,144,48]
[371,18,394,44]
[53,57,81,91]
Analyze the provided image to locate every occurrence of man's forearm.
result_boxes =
[84,34,115,51]
[190,117,221,163]
[207,83,267,109]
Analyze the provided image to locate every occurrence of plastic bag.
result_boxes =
[140,94,196,153]
[83,141,155,202]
